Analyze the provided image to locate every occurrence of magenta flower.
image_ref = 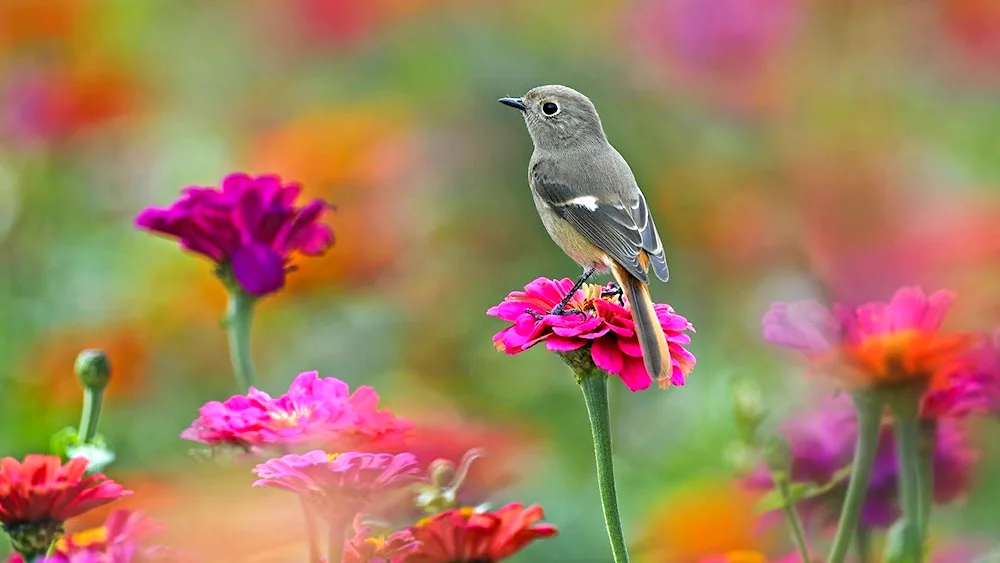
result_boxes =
[488,277,696,391]
[181,371,412,452]
[763,286,996,417]
[135,172,334,296]
[745,395,976,529]
[252,451,421,523]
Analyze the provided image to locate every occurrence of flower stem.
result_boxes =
[827,392,883,563]
[300,497,321,563]
[76,387,104,444]
[889,392,924,562]
[578,371,630,563]
[225,287,257,391]
[917,418,937,537]
[776,477,812,562]
[855,524,872,563]
[326,519,347,563]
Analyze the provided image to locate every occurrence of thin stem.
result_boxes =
[776,478,812,562]
[855,524,872,563]
[326,519,347,563]
[827,392,883,563]
[917,418,937,537]
[76,388,104,443]
[225,288,258,390]
[579,372,629,563]
[890,395,924,562]
[300,497,321,563]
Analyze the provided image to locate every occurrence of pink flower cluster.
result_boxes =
[488,277,696,391]
[135,173,334,296]
[181,371,412,452]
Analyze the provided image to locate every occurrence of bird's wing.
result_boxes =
[624,186,669,282]
[532,164,652,283]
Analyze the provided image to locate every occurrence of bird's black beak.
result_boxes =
[498,97,526,111]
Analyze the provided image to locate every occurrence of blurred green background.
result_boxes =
[2,0,1000,561]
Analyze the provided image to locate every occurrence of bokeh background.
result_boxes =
[2,0,1000,561]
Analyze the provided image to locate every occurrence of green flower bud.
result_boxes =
[75,349,111,391]
[762,434,793,474]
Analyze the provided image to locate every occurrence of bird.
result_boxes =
[498,84,672,383]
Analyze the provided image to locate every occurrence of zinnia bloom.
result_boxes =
[404,503,557,563]
[745,396,976,529]
[762,286,994,417]
[0,456,130,559]
[6,509,163,563]
[181,371,412,452]
[488,277,696,391]
[252,451,421,523]
[342,515,419,563]
[135,173,334,296]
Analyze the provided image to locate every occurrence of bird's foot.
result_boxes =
[601,282,623,302]
[547,306,585,316]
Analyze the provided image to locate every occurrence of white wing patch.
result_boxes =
[560,195,599,211]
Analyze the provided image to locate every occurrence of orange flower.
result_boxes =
[0,0,87,51]
[17,322,148,406]
[243,106,429,293]
[634,480,774,563]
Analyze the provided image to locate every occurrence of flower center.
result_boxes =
[327,453,341,461]
[55,525,107,552]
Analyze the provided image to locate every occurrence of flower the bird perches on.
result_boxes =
[135,172,334,296]
[488,277,696,391]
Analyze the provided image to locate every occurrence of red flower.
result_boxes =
[405,503,557,562]
[0,456,130,559]
[342,515,419,563]
[0,456,130,525]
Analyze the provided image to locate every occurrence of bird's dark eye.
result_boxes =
[542,102,559,116]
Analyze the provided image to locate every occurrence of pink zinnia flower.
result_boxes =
[181,371,412,452]
[762,286,995,417]
[342,515,419,563]
[745,396,976,529]
[405,503,557,563]
[488,277,696,391]
[252,451,421,523]
[0,456,130,560]
[135,173,334,296]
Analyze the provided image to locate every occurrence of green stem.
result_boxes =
[855,524,872,563]
[76,388,104,443]
[578,372,629,563]
[890,394,924,562]
[225,288,258,391]
[776,477,812,562]
[917,418,937,537]
[827,392,883,563]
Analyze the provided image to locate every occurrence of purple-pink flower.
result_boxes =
[745,395,976,529]
[762,286,997,417]
[252,451,421,523]
[181,371,412,452]
[488,277,696,392]
[135,172,334,296]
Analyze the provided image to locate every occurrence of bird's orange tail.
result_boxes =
[611,263,672,387]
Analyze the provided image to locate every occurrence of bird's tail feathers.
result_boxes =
[611,263,672,387]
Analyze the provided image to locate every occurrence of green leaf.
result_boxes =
[755,465,855,512]
[50,426,81,459]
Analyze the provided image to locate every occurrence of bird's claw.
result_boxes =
[601,282,623,302]
[548,306,585,316]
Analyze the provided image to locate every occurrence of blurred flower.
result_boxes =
[2,63,136,146]
[5,509,168,563]
[763,286,995,416]
[626,0,799,114]
[404,503,556,563]
[135,173,334,296]
[342,515,419,563]
[697,552,767,563]
[182,371,412,452]
[252,451,421,523]
[634,480,773,562]
[745,395,976,529]
[0,0,87,52]
[0,456,130,558]
[16,323,148,406]
[245,106,427,291]
[940,0,1000,72]
[488,277,696,391]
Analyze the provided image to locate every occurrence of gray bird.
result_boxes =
[499,85,672,385]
